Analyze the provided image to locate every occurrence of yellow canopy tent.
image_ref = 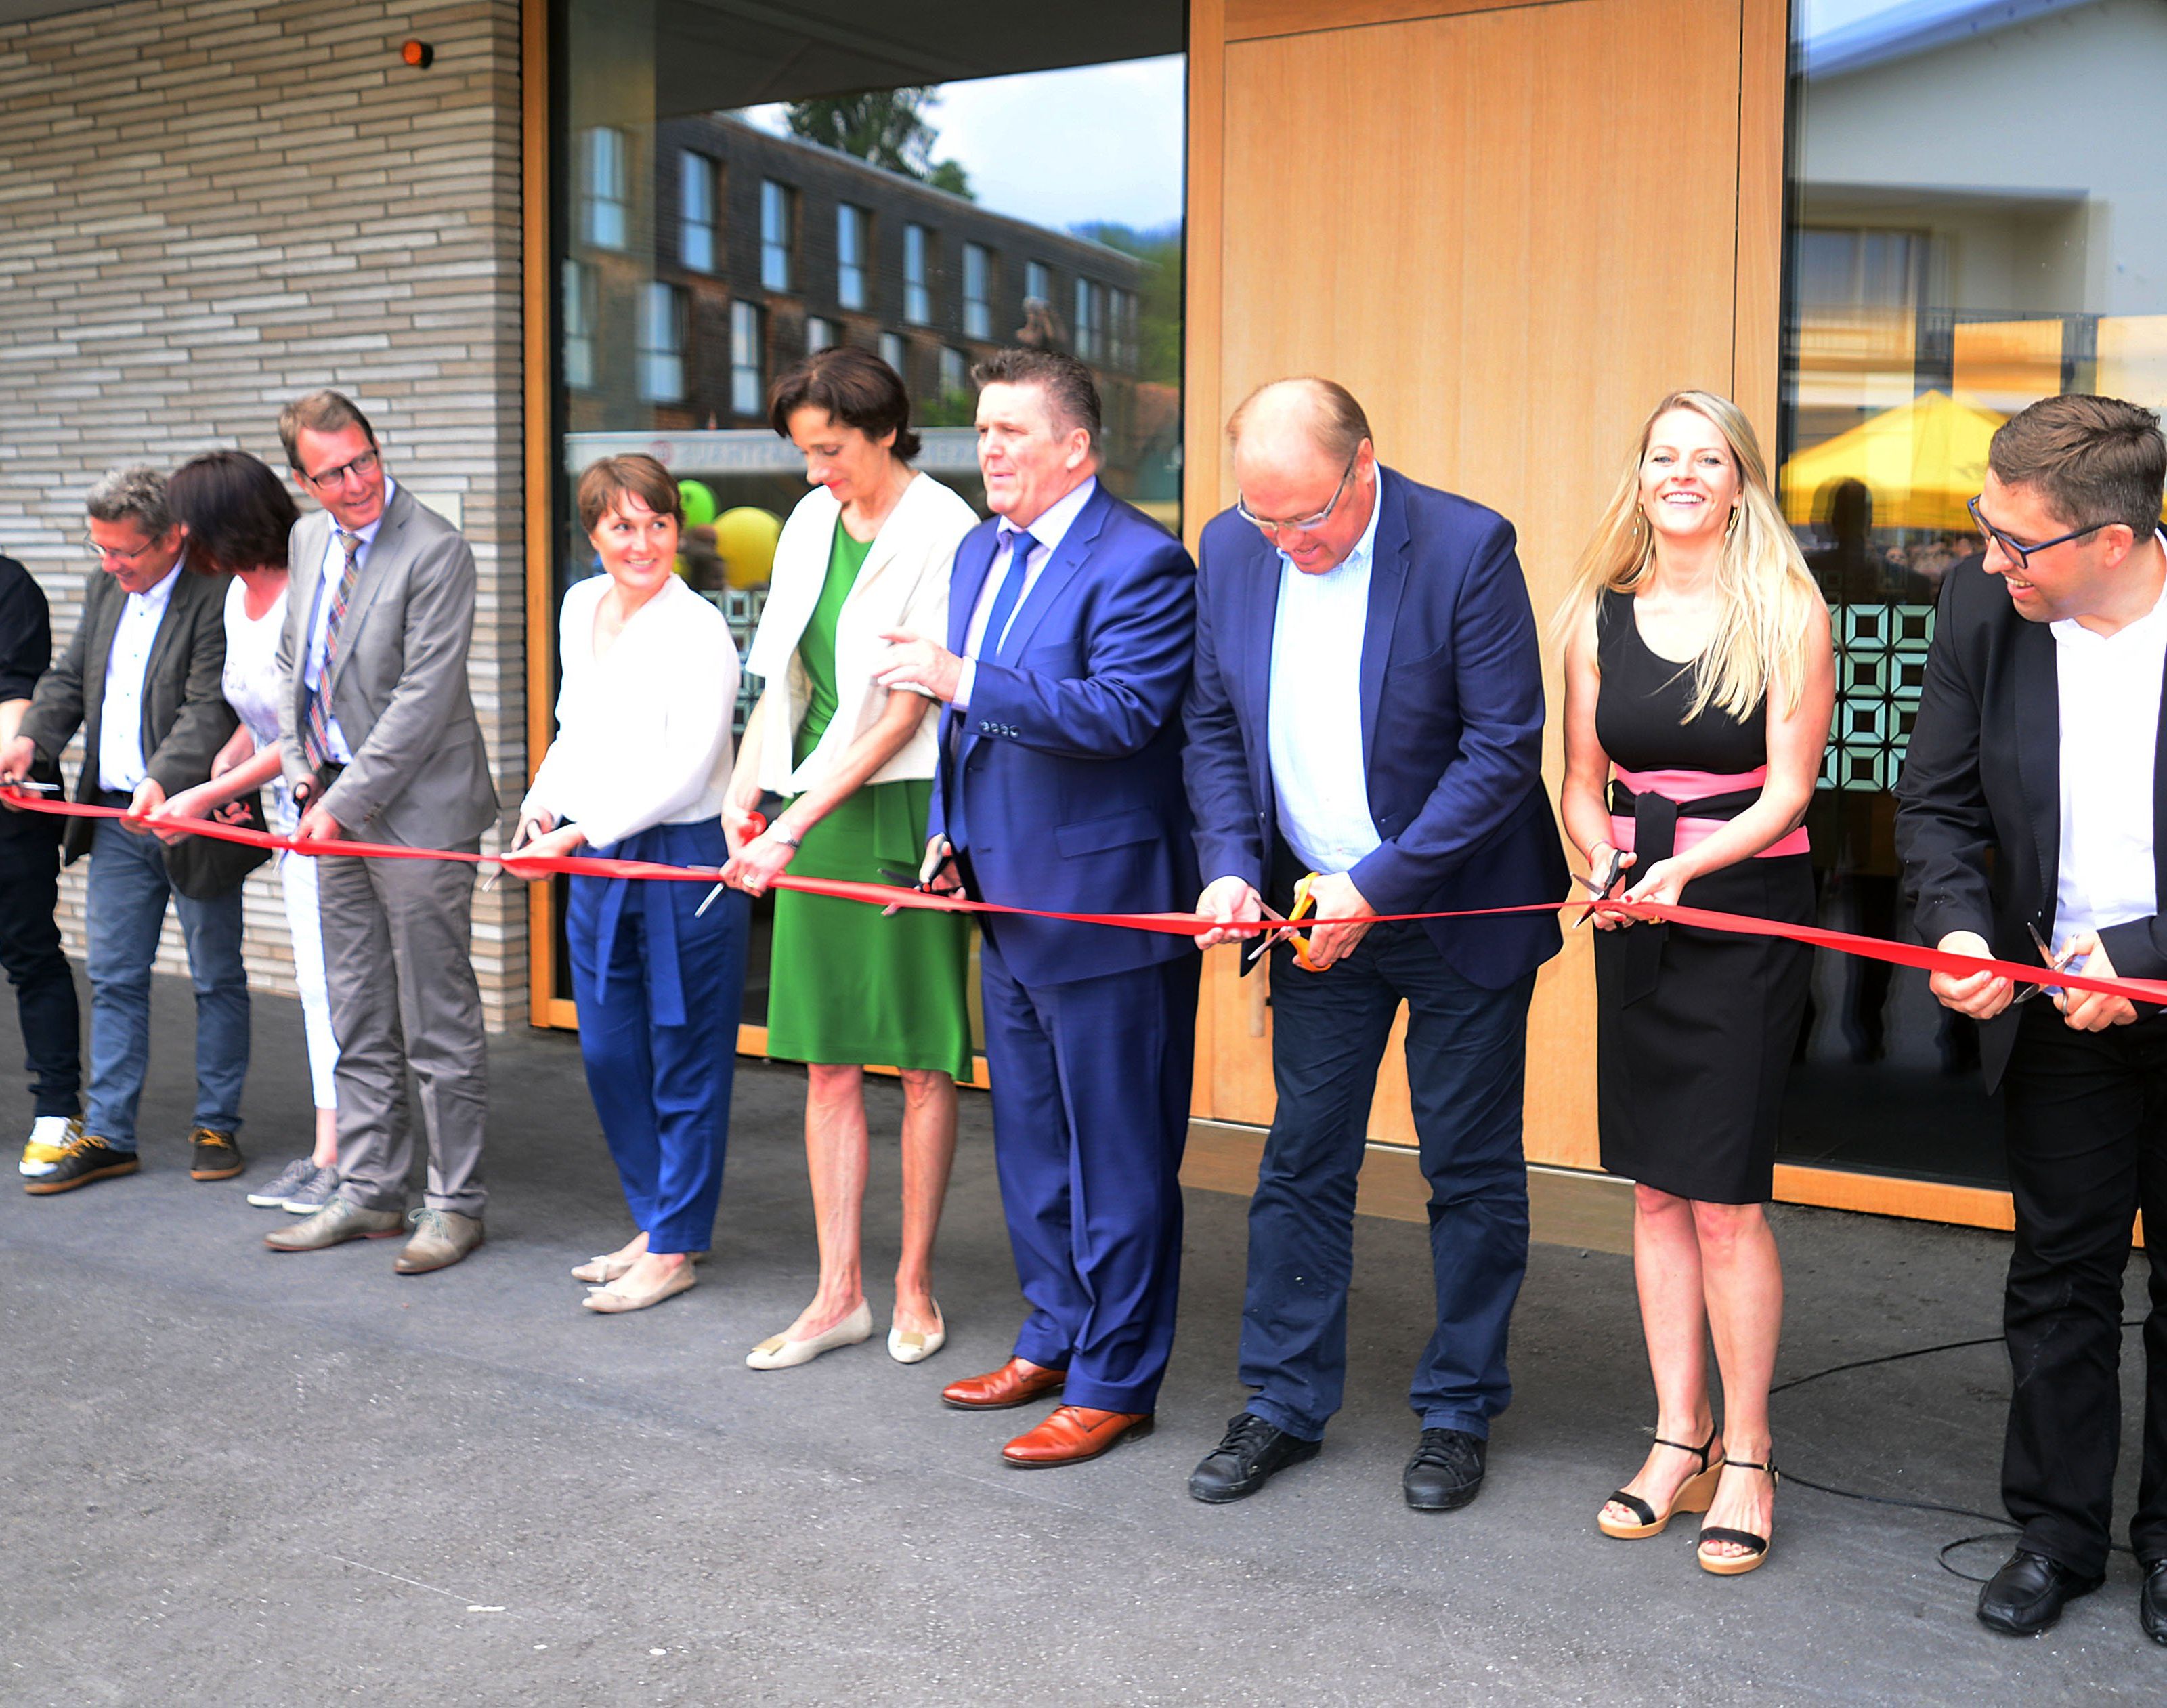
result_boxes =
[1780,390,2006,532]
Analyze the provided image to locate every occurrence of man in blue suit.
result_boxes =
[877,348,1198,1468]
[1180,378,1567,1509]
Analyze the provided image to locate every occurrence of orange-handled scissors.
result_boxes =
[1245,872,1319,966]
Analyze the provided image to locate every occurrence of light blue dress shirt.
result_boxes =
[301,477,397,765]
[1264,470,1386,875]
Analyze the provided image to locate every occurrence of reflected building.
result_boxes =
[1778,0,2167,1188]
[563,114,1156,509]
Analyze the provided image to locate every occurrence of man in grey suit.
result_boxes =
[0,468,249,1195]
[263,392,498,1274]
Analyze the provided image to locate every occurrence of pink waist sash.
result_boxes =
[1608,764,1810,861]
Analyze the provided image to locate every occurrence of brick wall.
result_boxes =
[0,0,528,1028]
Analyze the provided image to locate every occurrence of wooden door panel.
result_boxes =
[1193,0,1745,1164]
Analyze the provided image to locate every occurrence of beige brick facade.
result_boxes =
[0,0,528,1027]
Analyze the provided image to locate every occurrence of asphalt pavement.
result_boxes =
[1,971,2162,1704]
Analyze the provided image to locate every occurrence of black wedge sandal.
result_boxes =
[1697,1453,1778,1575]
[1597,1426,1721,1539]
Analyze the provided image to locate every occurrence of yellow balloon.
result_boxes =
[714,506,782,589]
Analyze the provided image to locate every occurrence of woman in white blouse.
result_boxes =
[152,452,340,1213]
[510,455,746,1314]
[721,347,979,1369]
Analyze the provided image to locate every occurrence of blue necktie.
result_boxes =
[947,530,1037,853]
[979,528,1038,666]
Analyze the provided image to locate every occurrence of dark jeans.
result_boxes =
[1243,922,1535,1441]
[83,815,248,1149]
[1999,1001,2167,1576]
[0,832,80,1119]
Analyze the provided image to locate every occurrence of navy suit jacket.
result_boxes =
[930,481,1199,987]
[1182,467,1567,989]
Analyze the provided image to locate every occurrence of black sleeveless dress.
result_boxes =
[1591,589,1814,1204]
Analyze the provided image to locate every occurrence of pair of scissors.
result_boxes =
[695,811,775,916]
[1571,846,1628,929]
[1245,872,1319,964]
[2010,920,2084,1003]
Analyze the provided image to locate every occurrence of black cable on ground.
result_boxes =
[1769,1321,2145,1581]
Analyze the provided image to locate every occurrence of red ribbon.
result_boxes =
[11,788,2166,1006]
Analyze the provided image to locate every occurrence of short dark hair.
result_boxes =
[767,345,921,461]
[576,453,683,534]
[278,389,378,472]
[1989,394,2166,537]
[168,451,301,576]
[972,347,1101,453]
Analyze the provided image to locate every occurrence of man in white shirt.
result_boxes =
[1178,379,1567,1511]
[1897,393,2167,1646]
[0,467,248,1195]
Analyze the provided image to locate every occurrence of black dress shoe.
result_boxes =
[1404,1428,1486,1511]
[2141,1558,2167,1646]
[1188,1412,1321,1504]
[1976,1548,2103,1637]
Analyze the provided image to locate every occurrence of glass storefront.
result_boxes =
[1777,0,2167,1184]
[546,0,1187,1031]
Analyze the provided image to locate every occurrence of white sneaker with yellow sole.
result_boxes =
[19,1115,81,1178]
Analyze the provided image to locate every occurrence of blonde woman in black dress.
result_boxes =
[1558,391,1832,1575]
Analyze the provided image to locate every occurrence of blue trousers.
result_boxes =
[83,815,248,1150]
[1243,925,1534,1440]
[567,821,747,1255]
[980,934,1199,1414]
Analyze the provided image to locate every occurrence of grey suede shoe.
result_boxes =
[395,1208,484,1275]
[264,1195,404,1252]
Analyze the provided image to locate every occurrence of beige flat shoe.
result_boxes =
[572,1247,708,1285]
[888,1304,947,1365]
[746,1300,872,1369]
[582,1262,698,1314]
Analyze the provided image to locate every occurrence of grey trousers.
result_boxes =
[318,847,488,1216]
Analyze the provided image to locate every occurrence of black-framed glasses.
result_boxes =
[1236,446,1363,538]
[300,448,381,490]
[1967,494,2109,573]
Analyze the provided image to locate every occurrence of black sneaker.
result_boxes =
[189,1127,244,1182]
[1403,1428,1487,1511]
[1188,1411,1321,1503]
[24,1134,140,1196]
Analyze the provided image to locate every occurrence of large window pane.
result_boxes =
[760,179,794,292]
[1776,0,2167,1187]
[552,0,1186,1026]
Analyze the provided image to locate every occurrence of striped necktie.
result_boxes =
[303,529,362,770]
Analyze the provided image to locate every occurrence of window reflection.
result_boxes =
[1778,0,2167,1185]
[551,0,1186,1029]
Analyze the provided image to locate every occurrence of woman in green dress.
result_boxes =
[724,347,980,1371]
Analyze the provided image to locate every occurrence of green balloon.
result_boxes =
[678,479,718,530]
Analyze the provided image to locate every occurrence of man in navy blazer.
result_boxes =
[877,349,1199,1468]
[1180,379,1567,1510]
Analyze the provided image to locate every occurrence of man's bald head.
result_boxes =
[1227,377,1378,574]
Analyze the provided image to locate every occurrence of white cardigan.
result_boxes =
[522,574,738,849]
[744,472,979,796]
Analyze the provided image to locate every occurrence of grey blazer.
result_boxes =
[20,563,237,865]
[277,484,498,849]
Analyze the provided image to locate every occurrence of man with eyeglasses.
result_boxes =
[261,391,498,1276]
[1898,392,2167,1646]
[1180,378,1567,1511]
[0,467,249,1195]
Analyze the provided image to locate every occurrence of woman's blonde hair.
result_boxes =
[1556,389,1822,721]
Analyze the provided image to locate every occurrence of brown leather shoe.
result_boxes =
[1002,1405,1153,1468]
[941,1357,1068,1411]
